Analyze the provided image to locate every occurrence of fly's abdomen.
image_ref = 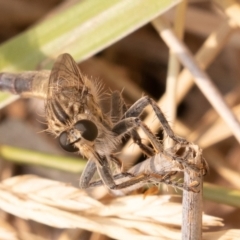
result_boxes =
[0,70,50,99]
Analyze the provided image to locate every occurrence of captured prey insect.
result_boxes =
[0,53,207,192]
[89,137,207,193]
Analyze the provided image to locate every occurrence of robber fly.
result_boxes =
[0,53,207,191]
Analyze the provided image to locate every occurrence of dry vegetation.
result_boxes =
[0,0,240,239]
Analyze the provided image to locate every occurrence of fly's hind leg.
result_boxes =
[89,170,199,192]
[147,172,200,193]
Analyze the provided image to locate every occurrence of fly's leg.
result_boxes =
[130,129,155,157]
[111,91,157,156]
[88,172,133,187]
[79,152,134,190]
[113,117,163,153]
[89,170,199,192]
[79,153,147,191]
[79,159,97,189]
[123,96,187,145]
[147,172,200,192]
[86,94,203,190]
[88,153,186,191]
[86,153,199,192]
[93,154,131,190]
[120,96,206,173]
[79,155,132,189]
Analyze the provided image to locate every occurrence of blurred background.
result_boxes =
[0,0,240,239]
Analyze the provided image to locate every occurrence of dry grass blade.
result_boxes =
[152,16,240,144]
[0,219,18,240]
[213,0,240,27]
[204,148,240,189]
[0,175,227,240]
[189,85,240,145]
[0,217,49,240]
[165,0,187,148]
[195,103,240,148]
[120,18,237,165]
[203,230,240,240]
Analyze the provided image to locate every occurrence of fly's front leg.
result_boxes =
[79,153,133,190]
[88,153,199,192]
[111,91,157,157]
[96,156,117,189]
[130,129,155,157]
[79,159,97,189]
[119,96,198,172]
[123,96,188,145]
[91,153,148,190]
[113,116,163,153]
[78,155,121,190]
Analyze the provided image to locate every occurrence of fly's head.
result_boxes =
[58,119,98,156]
[46,91,102,158]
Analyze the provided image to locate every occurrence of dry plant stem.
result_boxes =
[173,18,237,104]
[213,0,240,27]
[189,86,240,143]
[197,103,240,148]
[204,148,240,189]
[165,0,187,148]
[121,18,237,164]
[152,17,240,144]
[182,146,203,240]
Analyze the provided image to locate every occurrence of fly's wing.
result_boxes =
[46,53,85,134]
[47,53,84,100]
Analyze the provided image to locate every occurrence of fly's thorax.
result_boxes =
[94,128,121,156]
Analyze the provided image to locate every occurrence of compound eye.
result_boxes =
[58,131,78,152]
[74,119,98,142]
